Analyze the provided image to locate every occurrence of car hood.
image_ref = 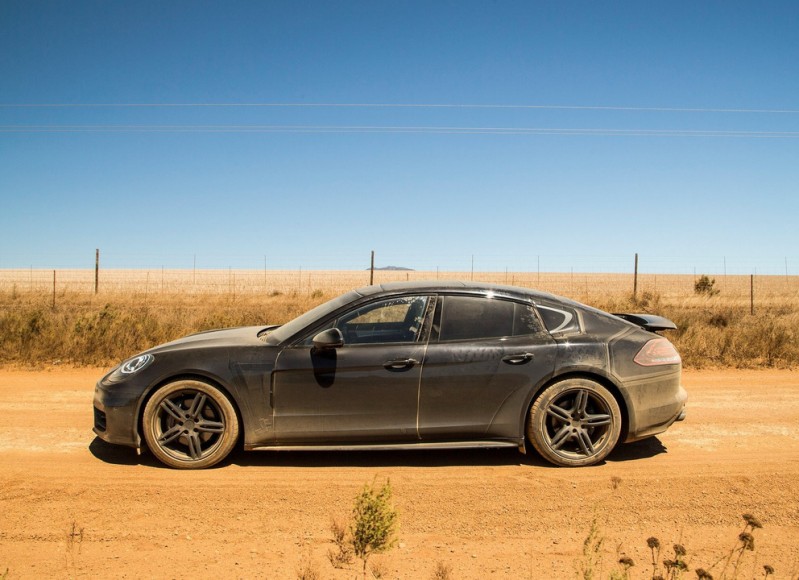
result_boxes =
[146,325,279,354]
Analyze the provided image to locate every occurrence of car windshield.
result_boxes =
[264,290,361,345]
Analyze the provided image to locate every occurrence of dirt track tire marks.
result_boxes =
[1,368,798,578]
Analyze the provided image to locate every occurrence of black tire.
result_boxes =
[527,378,621,467]
[142,379,239,469]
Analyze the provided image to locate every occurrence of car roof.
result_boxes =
[355,280,565,303]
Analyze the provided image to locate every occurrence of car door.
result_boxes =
[271,294,432,444]
[418,294,558,440]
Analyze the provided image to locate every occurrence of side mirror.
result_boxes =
[312,327,344,350]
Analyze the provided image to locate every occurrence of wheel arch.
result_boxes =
[521,370,630,448]
[135,372,245,452]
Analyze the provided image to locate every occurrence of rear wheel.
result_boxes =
[527,378,621,467]
[142,379,239,469]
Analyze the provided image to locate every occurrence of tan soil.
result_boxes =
[1,368,798,579]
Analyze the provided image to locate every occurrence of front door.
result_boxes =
[271,295,431,443]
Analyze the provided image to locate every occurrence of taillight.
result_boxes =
[634,338,681,366]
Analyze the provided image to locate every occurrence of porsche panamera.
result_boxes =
[93,281,686,469]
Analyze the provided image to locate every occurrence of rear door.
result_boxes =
[418,294,557,440]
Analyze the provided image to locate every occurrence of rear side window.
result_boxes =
[437,296,542,341]
[536,304,580,334]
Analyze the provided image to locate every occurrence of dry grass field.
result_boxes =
[1,267,796,302]
[0,269,797,368]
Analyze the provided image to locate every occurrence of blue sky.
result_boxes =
[1,1,797,275]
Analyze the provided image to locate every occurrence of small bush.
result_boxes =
[578,518,605,580]
[635,290,662,310]
[328,518,353,568]
[296,556,321,580]
[694,275,719,296]
[350,479,398,579]
[432,561,454,580]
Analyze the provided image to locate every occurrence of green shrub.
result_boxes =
[350,479,398,579]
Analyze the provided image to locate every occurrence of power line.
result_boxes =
[1,124,798,137]
[1,102,798,114]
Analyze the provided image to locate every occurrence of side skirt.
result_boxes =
[245,440,521,452]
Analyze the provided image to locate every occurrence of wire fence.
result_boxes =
[1,268,797,305]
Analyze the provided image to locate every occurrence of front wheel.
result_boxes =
[142,379,239,469]
[527,378,621,467]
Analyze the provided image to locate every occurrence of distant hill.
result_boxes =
[366,265,415,271]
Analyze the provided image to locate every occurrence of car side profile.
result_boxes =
[93,281,686,469]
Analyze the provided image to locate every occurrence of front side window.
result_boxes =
[334,295,430,345]
[437,296,543,342]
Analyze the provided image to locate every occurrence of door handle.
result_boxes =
[502,353,534,365]
[383,358,419,371]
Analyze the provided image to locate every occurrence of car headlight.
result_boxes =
[120,354,154,374]
[104,354,155,384]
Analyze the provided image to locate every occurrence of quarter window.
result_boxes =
[537,304,580,334]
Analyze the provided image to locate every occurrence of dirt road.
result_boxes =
[1,368,798,579]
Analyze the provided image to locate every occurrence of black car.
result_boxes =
[93,281,686,469]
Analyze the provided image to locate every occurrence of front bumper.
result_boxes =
[93,378,143,448]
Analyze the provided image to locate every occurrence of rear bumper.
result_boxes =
[623,371,687,443]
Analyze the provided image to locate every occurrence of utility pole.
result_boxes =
[370,250,375,285]
[633,253,639,299]
[94,249,99,294]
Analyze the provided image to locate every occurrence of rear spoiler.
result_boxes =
[613,313,677,332]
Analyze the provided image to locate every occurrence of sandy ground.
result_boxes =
[0,368,798,579]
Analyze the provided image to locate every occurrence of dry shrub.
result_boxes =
[0,291,331,366]
[1,277,797,368]
[668,306,798,368]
